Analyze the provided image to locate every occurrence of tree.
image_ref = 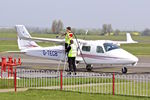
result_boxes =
[57,20,64,34]
[107,24,113,35]
[51,20,64,34]
[114,29,120,36]
[102,24,107,35]
[51,20,58,34]
[142,28,150,36]
[101,24,113,35]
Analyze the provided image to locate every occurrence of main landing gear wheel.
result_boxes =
[122,67,128,74]
[86,64,93,71]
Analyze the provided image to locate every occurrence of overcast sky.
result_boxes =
[0,0,150,30]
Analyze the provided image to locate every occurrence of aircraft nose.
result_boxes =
[121,49,138,64]
[129,55,138,64]
[132,56,138,62]
[108,49,139,65]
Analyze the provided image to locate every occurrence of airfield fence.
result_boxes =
[0,68,150,97]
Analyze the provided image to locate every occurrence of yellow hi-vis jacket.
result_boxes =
[65,32,73,44]
[68,44,77,57]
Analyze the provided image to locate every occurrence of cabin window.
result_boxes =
[96,46,104,53]
[82,46,91,52]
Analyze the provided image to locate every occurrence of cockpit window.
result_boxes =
[103,43,119,52]
[96,46,104,53]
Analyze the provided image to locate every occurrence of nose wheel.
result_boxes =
[86,64,93,71]
[122,67,128,74]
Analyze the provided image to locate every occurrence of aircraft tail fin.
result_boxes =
[126,33,138,43]
[15,25,39,50]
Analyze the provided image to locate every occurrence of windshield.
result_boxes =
[103,43,119,52]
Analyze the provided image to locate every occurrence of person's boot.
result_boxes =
[74,72,77,75]
[67,71,71,75]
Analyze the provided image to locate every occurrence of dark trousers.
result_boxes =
[65,43,68,52]
[68,57,76,72]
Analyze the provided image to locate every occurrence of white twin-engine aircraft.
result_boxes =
[16,25,138,74]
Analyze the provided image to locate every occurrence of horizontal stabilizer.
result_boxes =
[5,51,26,54]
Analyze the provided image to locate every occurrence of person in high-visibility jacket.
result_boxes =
[56,26,73,53]
[65,27,73,53]
[66,40,77,75]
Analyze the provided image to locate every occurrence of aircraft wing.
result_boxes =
[74,33,138,46]
[20,37,65,43]
[21,37,87,45]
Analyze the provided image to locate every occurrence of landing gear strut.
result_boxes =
[122,67,128,74]
[86,64,93,71]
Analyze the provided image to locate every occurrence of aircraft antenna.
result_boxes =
[83,30,88,40]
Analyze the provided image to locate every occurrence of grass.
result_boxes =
[0,89,149,100]
[0,79,14,89]
[121,43,150,55]
[0,32,17,38]
[1,76,150,97]
[0,32,150,55]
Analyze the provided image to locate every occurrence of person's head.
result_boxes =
[70,40,74,44]
[66,26,71,32]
